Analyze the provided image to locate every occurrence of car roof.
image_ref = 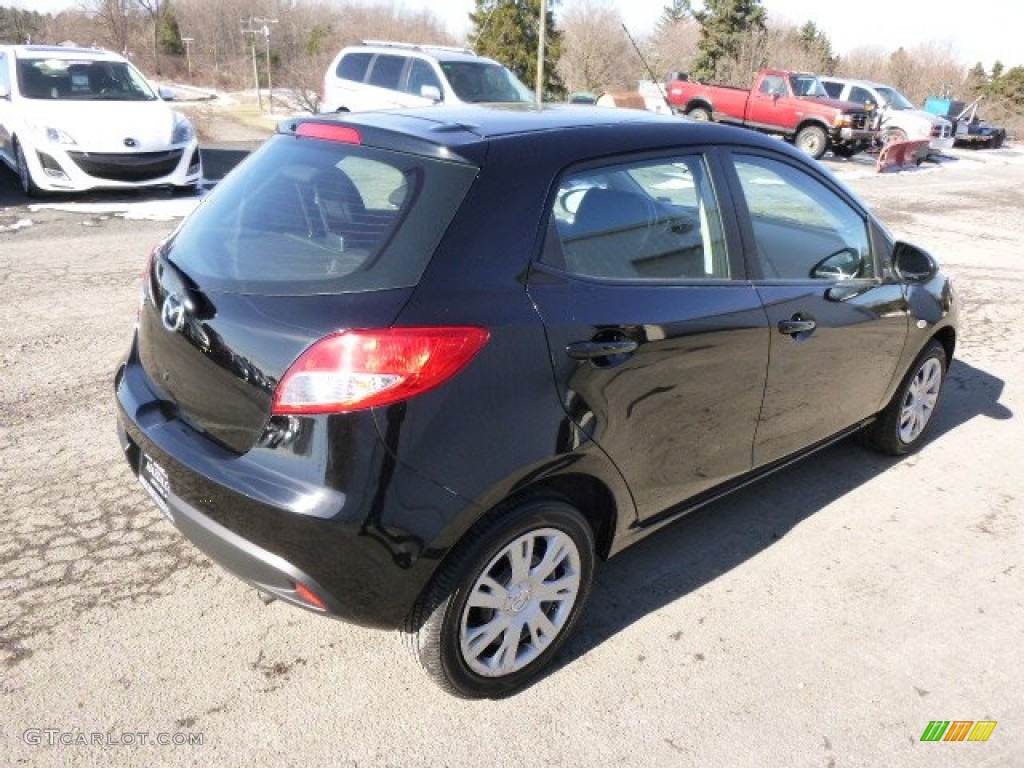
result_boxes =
[342,42,489,65]
[292,104,803,164]
[822,75,884,90]
[6,44,125,62]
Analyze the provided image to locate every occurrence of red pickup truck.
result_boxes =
[667,69,876,160]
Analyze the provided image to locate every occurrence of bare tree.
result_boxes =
[86,0,141,55]
[649,16,700,80]
[556,0,640,95]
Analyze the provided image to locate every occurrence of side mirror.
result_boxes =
[892,241,938,283]
[420,84,441,102]
[158,87,175,101]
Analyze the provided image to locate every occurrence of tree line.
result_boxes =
[1,0,1019,131]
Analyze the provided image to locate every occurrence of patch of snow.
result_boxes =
[29,193,204,222]
[0,217,33,232]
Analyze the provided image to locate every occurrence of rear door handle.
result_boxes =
[566,339,638,360]
[777,318,816,335]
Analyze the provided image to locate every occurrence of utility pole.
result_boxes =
[253,17,278,113]
[181,37,193,81]
[241,18,262,110]
[535,0,547,106]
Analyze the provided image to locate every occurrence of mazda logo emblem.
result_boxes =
[124,137,137,147]
[161,292,186,333]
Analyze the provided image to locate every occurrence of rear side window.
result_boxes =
[337,53,371,82]
[165,135,478,295]
[822,81,843,99]
[367,54,404,90]
[544,155,729,281]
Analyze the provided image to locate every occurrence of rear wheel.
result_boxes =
[795,125,828,159]
[686,106,711,121]
[406,498,595,698]
[15,141,42,198]
[862,340,947,455]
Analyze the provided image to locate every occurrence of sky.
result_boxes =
[20,0,1023,70]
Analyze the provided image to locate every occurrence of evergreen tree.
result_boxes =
[659,0,692,28]
[691,0,766,83]
[157,1,184,56]
[798,21,836,74]
[469,0,565,99]
[0,7,48,44]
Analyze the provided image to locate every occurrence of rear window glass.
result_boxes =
[165,134,478,295]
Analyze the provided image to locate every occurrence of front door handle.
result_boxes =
[777,317,817,336]
[565,339,638,360]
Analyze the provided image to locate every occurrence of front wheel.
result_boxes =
[861,340,948,455]
[795,125,828,159]
[406,498,595,698]
[15,141,43,198]
[883,127,909,145]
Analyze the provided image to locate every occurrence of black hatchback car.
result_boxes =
[115,105,957,698]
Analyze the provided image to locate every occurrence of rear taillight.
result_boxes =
[296,122,361,143]
[272,327,490,415]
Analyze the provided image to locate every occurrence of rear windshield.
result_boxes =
[165,135,478,295]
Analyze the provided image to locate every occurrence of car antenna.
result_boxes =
[621,23,672,113]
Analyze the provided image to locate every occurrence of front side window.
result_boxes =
[733,154,873,280]
[544,155,729,281]
[405,59,442,97]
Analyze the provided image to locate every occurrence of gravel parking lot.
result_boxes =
[1,136,1021,766]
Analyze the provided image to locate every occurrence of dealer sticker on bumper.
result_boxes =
[139,453,173,522]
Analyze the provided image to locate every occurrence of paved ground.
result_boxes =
[0,134,1021,766]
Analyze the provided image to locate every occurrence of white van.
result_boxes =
[820,76,954,152]
[321,41,533,113]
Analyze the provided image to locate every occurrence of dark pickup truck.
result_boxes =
[667,69,876,159]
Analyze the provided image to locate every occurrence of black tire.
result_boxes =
[14,141,43,198]
[686,106,711,121]
[795,125,828,159]
[861,340,947,456]
[405,498,595,698]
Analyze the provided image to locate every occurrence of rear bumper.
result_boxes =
[114,352,463,629]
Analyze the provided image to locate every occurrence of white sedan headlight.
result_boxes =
[43,126,77,145]
[172,113,195,144]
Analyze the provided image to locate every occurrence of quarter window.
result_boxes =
[545,156,729,281]
[733,154,873,280]
[337,52,372,82]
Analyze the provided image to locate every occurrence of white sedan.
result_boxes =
[0,45,201,195]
